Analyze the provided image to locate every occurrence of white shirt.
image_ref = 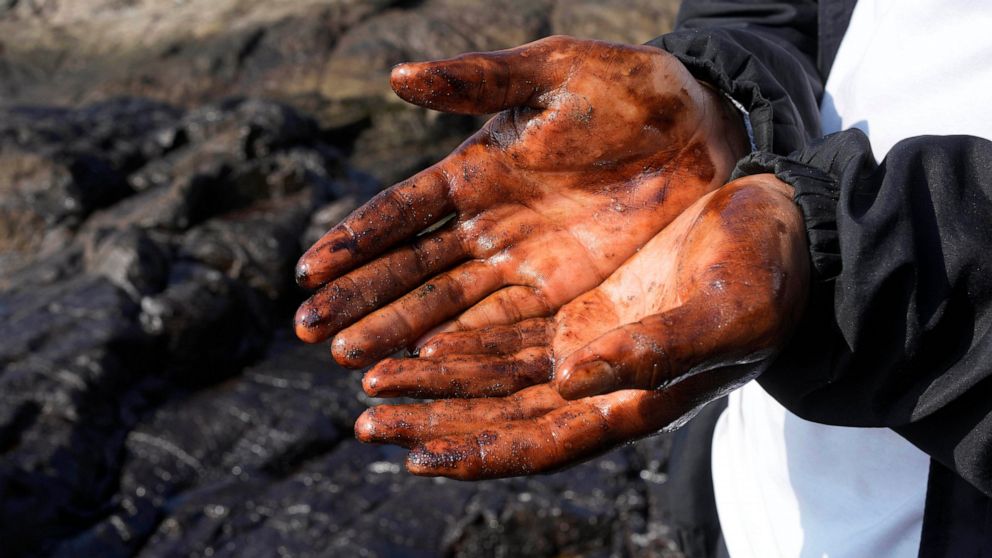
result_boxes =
[712,1,992,556]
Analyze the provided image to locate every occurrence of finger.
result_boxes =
[362,346,551,399]
[294,227,466,343]
[448,285,553,331]
[419,317,552,358]
[354,384,566,447]
[406,365,752,479]
[331,261,504,367]
[409,283,553,349]
[410,251,556,349]
[405,404,607,479]
[554,295,771,400]
[295,168,453,290]
[390,36,573,114]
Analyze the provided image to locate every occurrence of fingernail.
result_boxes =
[390,64,417,91]
[413,322,453,356]
[293,303,324,342]
[391,63,413,79]
[557,360,616,400]
[294,260,311,287]
[361,372,379,397]
[354,409,377,442]
[331,336,369,368]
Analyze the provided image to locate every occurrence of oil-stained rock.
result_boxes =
[0,96,356,556]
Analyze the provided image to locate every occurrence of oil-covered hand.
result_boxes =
[355,174,809,479]
[294,35,748,367]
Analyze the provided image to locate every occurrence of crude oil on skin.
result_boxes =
[357,174,808,479]
[289,36,809,482]
[294,37,748,371]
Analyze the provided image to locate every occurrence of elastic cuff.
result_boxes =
[721,91,758,153]
[732,152,841,281]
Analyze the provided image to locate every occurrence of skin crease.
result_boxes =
[356,174,811,480]
[293,35,749,368]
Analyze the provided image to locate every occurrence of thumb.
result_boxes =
[553,296,773,400]
[390,35,575,114]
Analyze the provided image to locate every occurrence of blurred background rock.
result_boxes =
[0,1,685,556]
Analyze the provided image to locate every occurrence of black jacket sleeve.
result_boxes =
[647,0,823,155]
[734,129,992,496]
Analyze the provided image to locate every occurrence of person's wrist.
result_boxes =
[688,80,750,187]
[697,80,750,161]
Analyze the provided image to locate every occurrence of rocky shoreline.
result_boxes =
[0,1,685,556]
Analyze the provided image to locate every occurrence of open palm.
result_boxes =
[356,175,809,479]
[294,35,747,367]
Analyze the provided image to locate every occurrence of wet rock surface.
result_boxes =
[0,1,688,556]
